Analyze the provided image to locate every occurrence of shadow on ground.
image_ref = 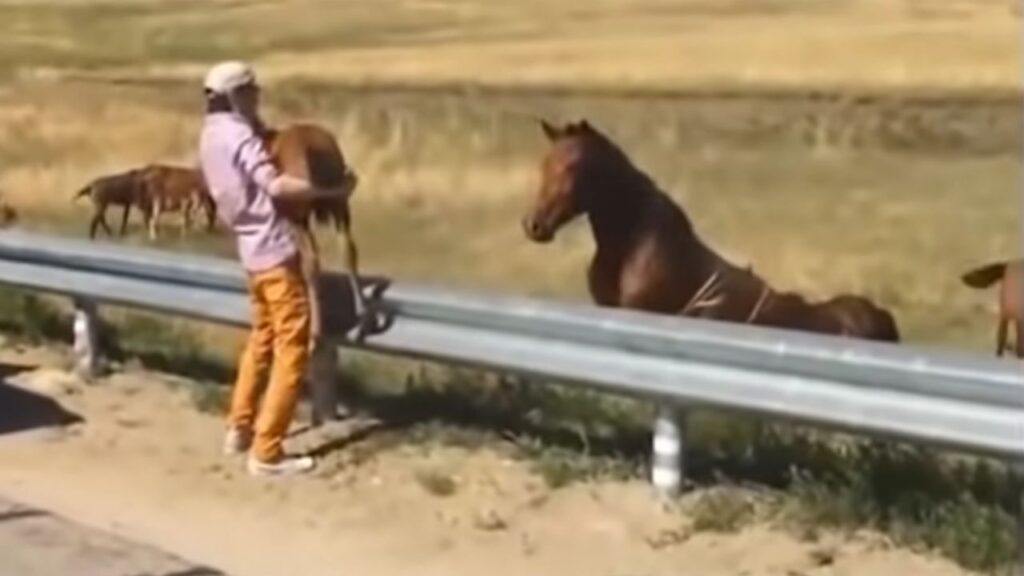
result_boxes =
[0,508,46,523]
[0,362,83,436]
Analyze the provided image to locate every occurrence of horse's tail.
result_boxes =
[961,261,1008,289]
[73,184,92,202]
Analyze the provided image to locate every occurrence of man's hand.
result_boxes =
[310,186,350,200]
[269,174,352,202]
[268,174,315,199]
[314,172,357,200]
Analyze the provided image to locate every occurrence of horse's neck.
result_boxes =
[586,168,642,249]
[587,168,696,255]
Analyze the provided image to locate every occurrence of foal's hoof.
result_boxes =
[348,312,377,342]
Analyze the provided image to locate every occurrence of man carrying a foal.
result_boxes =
[198,61,348,477]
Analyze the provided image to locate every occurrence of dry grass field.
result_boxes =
[0,0,1018,91]
[0,86,1017,355]
[0,0,1016,357]
[0,1,1018,571]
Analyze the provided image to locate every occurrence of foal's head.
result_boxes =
[522,118,618,243]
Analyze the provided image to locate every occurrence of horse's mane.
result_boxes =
[570,119,693,233]
[572,121,659,194]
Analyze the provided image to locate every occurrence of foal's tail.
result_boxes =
[961,261,1008,289]
[292,223,324,342]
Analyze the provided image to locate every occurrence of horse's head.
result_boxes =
[522,118,602,243]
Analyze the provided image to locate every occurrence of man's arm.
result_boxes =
[268,174,347,200]
[235,134,348,201]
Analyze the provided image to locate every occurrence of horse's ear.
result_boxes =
[561,119,592,135]
[540,119,561,141]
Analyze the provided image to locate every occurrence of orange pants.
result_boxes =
[228,257,311,462]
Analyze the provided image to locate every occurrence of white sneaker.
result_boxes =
[222,427,252,456]
[246,454,316,477]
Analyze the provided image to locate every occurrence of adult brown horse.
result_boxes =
[0,197,17,228]
[137,163,216,240]
[74,168,149,239]
[521,119,899,342]
[260,122,367,341]
[961,259,1023,357]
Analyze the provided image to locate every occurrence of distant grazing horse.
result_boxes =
[260,122,366,341]
[961,259,1023,357]
[521,119,899,342]
[137,164,216,240]
[0,197,17,228]
[74,168,149,239]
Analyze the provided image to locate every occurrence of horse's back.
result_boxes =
[148,164,203,189]
[820,294,900,343]
[92,169,143,203]
[141,164,206,208]
[755,291,829,334]
[268,123,348,189]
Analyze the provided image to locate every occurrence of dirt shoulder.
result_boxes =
[0,340,979,576]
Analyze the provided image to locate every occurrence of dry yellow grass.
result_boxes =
[0,0,1017,361]
[0,78,1016,359]
[1,0,1019,93]
[168,12,1020,93]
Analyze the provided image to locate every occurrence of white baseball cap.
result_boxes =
[203,61,258,94]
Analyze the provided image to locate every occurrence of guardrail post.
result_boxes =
[72,297,99,381]
[1018,492,1023,573]
[651,403,686,499]
[1016,460,1024,572]
[308,336,341,426]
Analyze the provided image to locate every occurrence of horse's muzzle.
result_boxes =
[522,215,554,243]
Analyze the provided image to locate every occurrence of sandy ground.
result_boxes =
[0,337,981,576]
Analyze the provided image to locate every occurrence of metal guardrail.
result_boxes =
[0,230,1020,495]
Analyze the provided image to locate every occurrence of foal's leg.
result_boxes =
[119,203,131,236]
[297,225,323,347]
[334,206,368,332]
[94,205,113,238]
[204,196,217,232]
[996,317,1008,357]
[182,199,193,237]
[89,213,103,240]
[1015,319,1024,358]
[148,202,161,241]
[298,223,350,426]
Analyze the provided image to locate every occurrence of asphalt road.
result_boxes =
[0,497,226,576]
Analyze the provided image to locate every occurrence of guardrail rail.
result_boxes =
[0,229,1020,496]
